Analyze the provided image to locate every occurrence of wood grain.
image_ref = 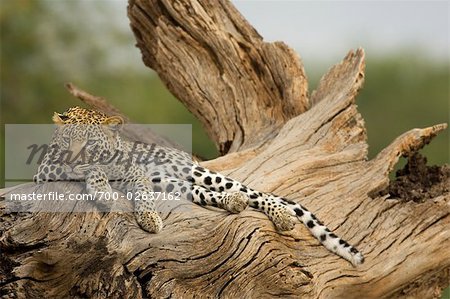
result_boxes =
[1,0,449,298]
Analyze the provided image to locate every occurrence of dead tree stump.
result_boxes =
[1,0,449,298]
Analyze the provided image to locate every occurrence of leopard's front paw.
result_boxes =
[136,211,163,233]
[222,192,249,213]
[270,205,296,231]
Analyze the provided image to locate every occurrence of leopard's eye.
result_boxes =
[86,139,97,146]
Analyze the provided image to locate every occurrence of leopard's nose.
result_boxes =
[70,141,86,159]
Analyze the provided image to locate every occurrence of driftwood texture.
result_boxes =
[1,0,449,298]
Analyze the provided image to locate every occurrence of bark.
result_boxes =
[128,0,308,154]
[1,0,449,298]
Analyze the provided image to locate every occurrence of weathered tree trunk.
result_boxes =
[1,0,449,298]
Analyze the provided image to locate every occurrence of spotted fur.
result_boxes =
[34,106,364,266]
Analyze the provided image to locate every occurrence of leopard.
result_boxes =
[34,106,364,266]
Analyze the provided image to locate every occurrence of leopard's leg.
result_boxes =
[118,166,163,234]
[131,176,163,234]
[84,166,112,197]
[186,165,364,266]
[183,165,296,230]
[80,166,119,212]
[149,176,248,213]
[33,144,78,183]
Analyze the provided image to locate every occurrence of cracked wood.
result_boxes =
[1,0,449,298]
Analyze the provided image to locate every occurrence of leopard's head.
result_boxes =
[51,107,124,165]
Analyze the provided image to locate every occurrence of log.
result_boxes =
[128,0,308,154]
[1,0,449,298]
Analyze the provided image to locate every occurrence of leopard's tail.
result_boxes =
[286,201,364,266]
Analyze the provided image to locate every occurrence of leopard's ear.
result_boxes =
[103,115,124,131]
[52,112,69,125]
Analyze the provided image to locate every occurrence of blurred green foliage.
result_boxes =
[307,52,449,165]
[1,2,448,167]
[0,2,449,294]
[1,0,448,180]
